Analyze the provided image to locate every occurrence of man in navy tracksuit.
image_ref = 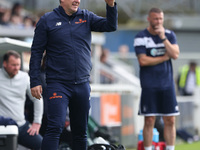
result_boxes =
[29,0,118,149]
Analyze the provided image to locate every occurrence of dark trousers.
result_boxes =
[18,121,43,150]
[41,82,91,150]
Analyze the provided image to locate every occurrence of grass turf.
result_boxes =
[175,141,200,150]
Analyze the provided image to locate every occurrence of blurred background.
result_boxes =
[1,0,200,149]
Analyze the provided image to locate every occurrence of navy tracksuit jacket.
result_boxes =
[29,3,118,150]
[30,4,117,87]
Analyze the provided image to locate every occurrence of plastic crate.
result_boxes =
[0,125,18,150]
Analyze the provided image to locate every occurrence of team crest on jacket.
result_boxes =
[75,19,87,24]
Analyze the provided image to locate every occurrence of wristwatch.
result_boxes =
[161,37,167,42]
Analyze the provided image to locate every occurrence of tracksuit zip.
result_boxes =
[69,19,77,84]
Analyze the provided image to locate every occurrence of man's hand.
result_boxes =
[105,0,115,7]
[163,52,170,61]
[31,85,42,99]
[154,25,165,39]
[27,123,41,136]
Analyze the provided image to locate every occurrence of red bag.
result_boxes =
[137,141,166,150]
[137,141,144,150]
[157,142,166,150]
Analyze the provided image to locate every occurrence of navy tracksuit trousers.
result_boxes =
[41,82,91,150]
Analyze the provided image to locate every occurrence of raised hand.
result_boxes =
[105,0,115,7]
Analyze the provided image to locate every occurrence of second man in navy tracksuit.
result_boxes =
[29,0,118,149]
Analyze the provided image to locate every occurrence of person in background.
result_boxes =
[9,2,24,28]
[134,8,180,150]
[0,9,11,26]
[23,16,35,29]
[177,61,200,96]
[11,2,24,16]
[9,14,23,28]
[100,48,115,84]
[0,50,43,150]
[118,44,129,59]
[29,0,118,150]
[118,44,132,64]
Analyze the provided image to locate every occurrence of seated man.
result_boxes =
[0,50,43,150]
